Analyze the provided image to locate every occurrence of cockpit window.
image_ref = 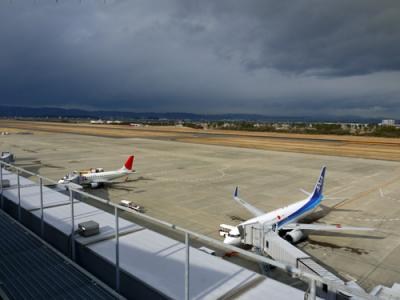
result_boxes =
[228,233,240,238]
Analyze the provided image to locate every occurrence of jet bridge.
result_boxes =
[240,222,310,266]
[240,222,350,300]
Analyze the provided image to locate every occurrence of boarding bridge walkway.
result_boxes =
[241,222,353,299]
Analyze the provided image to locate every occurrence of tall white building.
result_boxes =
[382,119,396,126]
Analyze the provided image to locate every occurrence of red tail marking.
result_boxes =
[124,155,134,170]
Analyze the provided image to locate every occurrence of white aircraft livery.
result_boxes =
[221,166,374,246]
[58,155,135,188]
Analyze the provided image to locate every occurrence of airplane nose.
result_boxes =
[224,237,239,246]
[223,237,231,244]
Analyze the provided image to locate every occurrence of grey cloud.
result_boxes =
[174,0,400,76]
[0,0,399,117]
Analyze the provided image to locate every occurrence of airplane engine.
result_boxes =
[284,229,304,244]
[90,182,100,188]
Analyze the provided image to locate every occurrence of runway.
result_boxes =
[3,120,400,161]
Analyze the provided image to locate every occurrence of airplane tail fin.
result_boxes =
[310,166,326,200]
[121,155,134,171]
[234,186,239,198]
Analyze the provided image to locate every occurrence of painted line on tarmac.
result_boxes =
[145,165,231,183]
[336,215,400,222]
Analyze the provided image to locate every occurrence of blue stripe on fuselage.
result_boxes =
[277,194,323,228]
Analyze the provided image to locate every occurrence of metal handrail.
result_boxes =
[0,160,376,299]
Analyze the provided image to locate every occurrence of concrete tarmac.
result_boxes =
[1,130,399,291]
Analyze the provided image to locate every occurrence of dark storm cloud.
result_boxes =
[173,0,400,76]
[0,0,399,117]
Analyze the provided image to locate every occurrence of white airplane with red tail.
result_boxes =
[58,155,136,188]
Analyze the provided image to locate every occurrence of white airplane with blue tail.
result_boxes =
[221,166,374,246]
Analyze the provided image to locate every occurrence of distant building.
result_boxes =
[381,119,396,126]
[90,119,105,124]
[273,123,289,130]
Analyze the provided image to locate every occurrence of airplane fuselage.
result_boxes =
[80,169,132,184]
[241,196,321,229]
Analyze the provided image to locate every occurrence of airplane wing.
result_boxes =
[233,186,265,217]
[281,223,375,231]
[299,188,311,196]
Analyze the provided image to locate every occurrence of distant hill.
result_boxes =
[0,105,380,123]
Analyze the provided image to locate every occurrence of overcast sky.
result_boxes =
[1,0,399,118]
